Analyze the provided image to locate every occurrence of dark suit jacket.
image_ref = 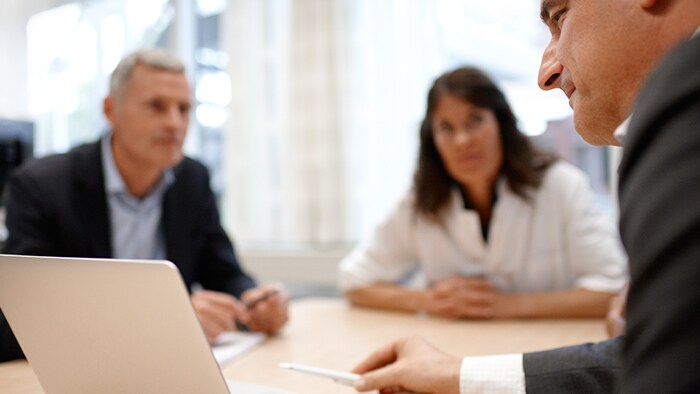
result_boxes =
[522,34,700,393]
[618,34,700,393]
[524,337,623,392]
[0,140,255,362]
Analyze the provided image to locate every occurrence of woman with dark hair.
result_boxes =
[339,66,627,318]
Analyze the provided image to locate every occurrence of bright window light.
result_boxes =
[196,71,232,107]
[101,15,125,75]
[197,0,228,17]
[196,103,228,129]
[26,3,82,113]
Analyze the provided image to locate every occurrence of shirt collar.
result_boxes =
[101,133,174,197]
[613,116,631,146]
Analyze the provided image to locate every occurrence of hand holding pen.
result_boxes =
[191,284,289,343]
[241,283,289,335]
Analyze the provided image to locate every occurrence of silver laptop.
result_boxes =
[0,254,290,394]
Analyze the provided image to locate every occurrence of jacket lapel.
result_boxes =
[73,141,112,258]
[162,166,189,265]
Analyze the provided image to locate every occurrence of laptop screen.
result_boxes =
[0,255,230,393]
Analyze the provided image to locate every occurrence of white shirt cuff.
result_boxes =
[460,353,525,394]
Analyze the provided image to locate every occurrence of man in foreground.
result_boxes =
[352,1,700,392]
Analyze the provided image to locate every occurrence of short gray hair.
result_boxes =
[109,48,185,96]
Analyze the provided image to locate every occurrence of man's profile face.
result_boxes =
[537,0,650,146]
[105,63,191,172]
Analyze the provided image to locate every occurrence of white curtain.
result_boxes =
[222,0,445,248]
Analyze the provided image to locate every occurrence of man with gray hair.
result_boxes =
[0,48,288,361]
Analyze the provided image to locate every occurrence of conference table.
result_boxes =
[0,297,608,393]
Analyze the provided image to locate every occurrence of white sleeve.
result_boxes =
[460,353,525,394]
[338,192,421,291]
[553,163,628,293]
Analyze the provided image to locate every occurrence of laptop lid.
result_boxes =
[0,254,230,394]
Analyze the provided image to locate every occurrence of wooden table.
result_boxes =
[0,298,608,393]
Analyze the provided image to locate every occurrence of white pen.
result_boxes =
[279,362,360,386]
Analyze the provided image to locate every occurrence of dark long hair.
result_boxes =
[413,66,556,222]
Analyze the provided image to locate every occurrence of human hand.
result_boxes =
[426,276,496,319]
[351,336,461,394]
[191,290,250,343]
[241,283,289,334]
[606,285,628,337]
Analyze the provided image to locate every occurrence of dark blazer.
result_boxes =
[0,140,255,362]
[618,34,700,393]
[522,34,700,393]
[524,337,623,392]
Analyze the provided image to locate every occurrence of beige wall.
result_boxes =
[241,249,349,287]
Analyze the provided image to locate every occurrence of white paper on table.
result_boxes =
[211,331,266,367]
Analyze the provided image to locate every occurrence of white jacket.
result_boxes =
[339,161,628,293]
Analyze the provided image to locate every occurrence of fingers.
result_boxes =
[433,288,495,304]
[351,340,402,374]
[191,290,249,342]
[426,277,497,319]
[352,339,412,392]
[355,365,404,392]
[192,284,291,342]
[244,283,290,334]
[378,386,405,394]
[606,313,626,338]
[606,301,626,337]
[241,283,282,307]
[353,336,461,394]
[433,276,492,295]
[605,286,628,337]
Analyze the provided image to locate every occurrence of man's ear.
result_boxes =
[640,0,658,10]
[103,95,115,126]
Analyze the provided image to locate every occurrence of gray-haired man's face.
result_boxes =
[104,63,191,171]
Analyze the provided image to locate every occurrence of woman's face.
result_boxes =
[431,94,503,189]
